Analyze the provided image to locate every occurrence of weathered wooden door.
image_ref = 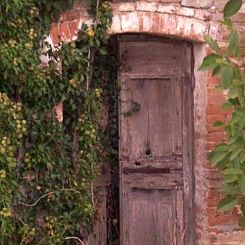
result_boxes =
[119,35,195,245]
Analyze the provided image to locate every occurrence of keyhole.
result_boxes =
[135,161,141,166]
[145,149,151,155]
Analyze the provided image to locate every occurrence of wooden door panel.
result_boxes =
[130,188,177,245]
[119,41,183,76]
[120,78,182,161]
[121,177,184,245]
[119,36,194,245]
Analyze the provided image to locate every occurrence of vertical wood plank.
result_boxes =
[182,43,195,245]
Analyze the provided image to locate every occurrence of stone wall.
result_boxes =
[49,0,245,244]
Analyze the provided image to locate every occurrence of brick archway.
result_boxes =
[50,2,220,45]
[110,7,210,42]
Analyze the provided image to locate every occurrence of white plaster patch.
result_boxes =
[182,0,214,9]
[40,35,55,66]
[142,13,152,32]
[178,7,195,17]
[121,12,139,32]
[110,14,122,33]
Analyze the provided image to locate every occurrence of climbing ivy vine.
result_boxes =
[200,0,245,227]
[0,0,117,244]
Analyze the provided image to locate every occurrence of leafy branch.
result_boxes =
[200,0,245,227]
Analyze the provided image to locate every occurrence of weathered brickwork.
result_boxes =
[50,1,245,46]
[50,1,245,244]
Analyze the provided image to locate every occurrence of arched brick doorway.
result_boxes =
[49,2,245,244]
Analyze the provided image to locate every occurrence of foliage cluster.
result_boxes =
[0,0,117,244]
[200,0,245,227]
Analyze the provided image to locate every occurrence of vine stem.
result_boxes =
[86,47,91,91]
[72,129,78,168]
[65,237,85,245]
[86,0,100,91]
[87,0,100,208]
[91,180,95,206]
[19,188,80,207]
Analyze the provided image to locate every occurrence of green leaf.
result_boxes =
[228,88,239,99]
[227,31,241,58]
[221,65,234,87]
[230,148,243,161]
[210,151,228,166]
[239,152,245,164]
[199,54,220,71]
[204,35,221,53]
[224,174,238,183]
[224,0,242,18]
[216,144,229,152]
[241,196,245,215]
[213,121,225,127]
[223,168,243,175]
[239,216,245,227]
[221,183,239,194]
[239,175,245,194]
[223,17,233,31]
[99,48,107,55]
[212,65,221,76]
[228,137,239,145]
[218,196,237,212]
[222,101,233,110]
